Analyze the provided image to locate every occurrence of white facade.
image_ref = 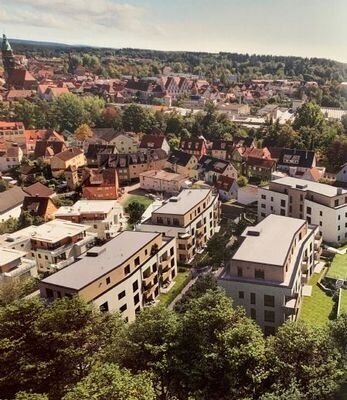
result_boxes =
[0,203,22,223]
[336,164,347,184]
[0,146,23,172]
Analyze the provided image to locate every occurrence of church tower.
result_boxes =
[2,34,16,78]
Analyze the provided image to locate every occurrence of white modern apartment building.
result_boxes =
[0,219,96,273]
[218,215,321,335]
[136,189,220,263]
[40,231,177,322]
[54,200,125,240]
[258,177,347,245]
[0,247,37,283]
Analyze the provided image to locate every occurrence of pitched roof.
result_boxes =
[6,90,33,100]
[211,140,234,152]
[216,175,237,192]
[86,144,116,161]
[91,128,117,142]
[139,134,166,149]
[34,140,65,158]
[167,150,195,167]
[54,147,83,162]
[23,182,55,198]
[198,155,230,174]
[22,196,56,218]
[180,138,205,152]
[7,69,37,85]
[247,156,276,169]
[278,148,316,169]
[0,186,26,213]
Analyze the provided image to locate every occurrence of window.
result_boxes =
[106,277,111,285]
[46,288,53,298]
[238,291,244,299]
[261,212,266,218]
[335,199,339,207]
[307,216,311,224]
[93,224,97,229]
[264,310,275,322]
[319,221,322,227]
[261,194,266,200]
[280,209,285,216]
[119,304,127,313]
[171,258,175,267]
[135,256,140,266]
[280,199,286,207]
[145,249,148,255]
[237,267,243,277]
[289,196,293,204]
[133,280,139,292]
[307,206,312,215]
[255,269,264,279]
[100,302,109,312]
[264,295,275,307]
[170,247,174,256]
[118,290,126,300]
[250,293,256,305]
[250,308,256,320]
[124,265,130,275]
[271,197,274,202]
[320,211,323,217]
[135,306,141,313]
[134,293,140,305]
[289,206,292,213]
[261,203,266,209]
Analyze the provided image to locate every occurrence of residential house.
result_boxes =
[0,143,23,172]
[211,140,235,160]
[25,129,64,154]
[197,155,238,185]
[85,144,117,167]
[19,164,41,184]
[180,138,207,158]
[21,196,58,221]
[0,219,96,273]
[54,199,124,240]
[23,182,56,198]
[0,121,25,142]
[50,148,86,177]
[166,150,198,179]
[43,86,70,101]
[245,157,276,181]
[33,131,67,161]
[82,168,119,200]
[218,215,321,334]
[140,170,190,195]
[112,132,140,154]
[215,176,239,201]
[0,186,26,222]
[107,150,167,184]
[40,231,177,322]
[0,248,37,284]
[139,135,170,155]
[335,163,347,187]
[258,177,347,244]
[136,189,220,263]
[277,148,317,178]
[6,89,34,102]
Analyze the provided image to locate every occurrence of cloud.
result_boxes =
[0,0,155,34]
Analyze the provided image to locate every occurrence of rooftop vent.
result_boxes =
[295,184,307,190]
[247,228,262,237]
[86,247,106,257]
[169,197,179,202]
[337,188,343,195]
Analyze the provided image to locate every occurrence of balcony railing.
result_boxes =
[144,283,158,299]
[143,271,157,286]
[50,256,75,271]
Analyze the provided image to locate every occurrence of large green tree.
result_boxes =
[122,104,156,133]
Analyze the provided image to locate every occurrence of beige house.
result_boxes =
[166,150,198,179]
[0,143,23,172]
[113,132,140,153]
[50,148,86,177]
[140,170,189,195]
[218,215,321,334]
[136,189,220,263]
[40,231,177,322]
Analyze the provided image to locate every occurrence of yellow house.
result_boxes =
[51,148,86,177]
[166,150,198,179]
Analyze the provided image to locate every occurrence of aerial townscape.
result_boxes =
[0,7,347,399]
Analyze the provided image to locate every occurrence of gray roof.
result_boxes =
[273,176,347,197]
[0,186,26,213]
[41,231,160,290]
[153,189,212,216]
[233,215,305,266]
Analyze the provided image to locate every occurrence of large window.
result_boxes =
[255,269,264,279]
[237,267,243,277]
[250,293,256,305]
[264,295,275,307]
[264,310,275,322]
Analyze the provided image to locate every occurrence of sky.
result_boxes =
[1,0,346,62]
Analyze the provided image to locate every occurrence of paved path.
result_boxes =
[168,276,198,310]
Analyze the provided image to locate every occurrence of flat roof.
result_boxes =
[233,214,305,266]
[140,170,186,181]
[0,247,26,265]
[41,231,160,290]
[153,189,211,216]
[55,200,122,217]
[273,176,347,197]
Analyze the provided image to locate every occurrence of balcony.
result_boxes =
[143,270,157,286]
[283,298,297,315]
[314,248,322,260]
[144,283,158,299]
[2,259,36,279]
[49,256,75,271]
[302,260,309,272]
[162,269,171,282]
[75,233,96,249]
[314,236,322,250]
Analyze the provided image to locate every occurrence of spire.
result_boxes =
[2,34,12,52]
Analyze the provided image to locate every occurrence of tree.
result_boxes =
[63,363,155,400]
[125,201,146,224]
[266,322,342,399]
[15,393,48,400]
[115,307,179,398]
[0,178,8,192]
[173,290,267,400]
[51,93,86,132]
[293,102,325,131]
[74,124,93,141]
[0,297,124,399]
[237,175,248,187]
[329,313,347,369]
[122,104,156,133]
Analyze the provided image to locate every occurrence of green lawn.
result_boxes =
[300,270,335,327]
[158,271,191,307]
[121,194,153,209]
[339,289,347,315]
[326,254,347,280]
